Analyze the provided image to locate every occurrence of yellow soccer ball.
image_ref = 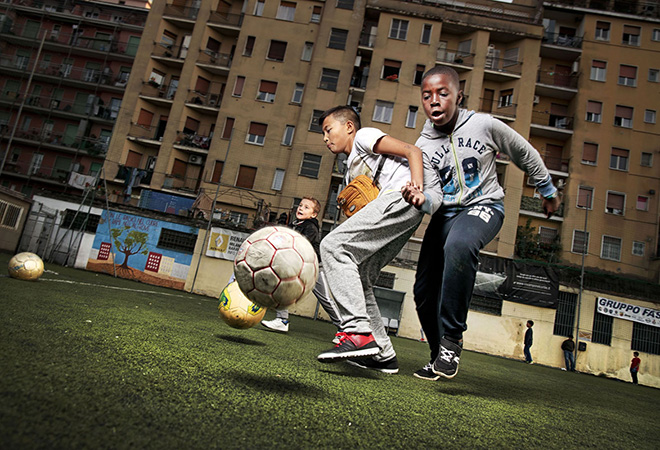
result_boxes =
[218,281,267,329]
[8,252,45,281]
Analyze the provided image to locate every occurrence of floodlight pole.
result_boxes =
[575,192,590,363]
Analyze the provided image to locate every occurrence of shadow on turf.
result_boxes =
[228,371,327,398]
[215,334,267,346]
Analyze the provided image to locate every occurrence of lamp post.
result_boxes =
[575,191,590,362]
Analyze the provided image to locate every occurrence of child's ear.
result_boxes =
[345,120,355,134]
[457,91,463,105]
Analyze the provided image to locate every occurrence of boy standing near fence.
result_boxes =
[316,106,442,374]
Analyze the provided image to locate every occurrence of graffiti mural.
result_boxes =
[87,210,198,290]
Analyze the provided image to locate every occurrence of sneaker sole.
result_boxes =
[413,372,440,381]
[317,346,379,362]
[431,367,458,379]
[345,360,399,374]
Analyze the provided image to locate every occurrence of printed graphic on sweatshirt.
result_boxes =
[467,205,495,223]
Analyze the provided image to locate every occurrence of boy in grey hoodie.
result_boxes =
[403,66,560,381]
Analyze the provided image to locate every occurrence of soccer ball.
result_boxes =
[8,252,45,281]
[218,281,267,329]
[234,226,318,309]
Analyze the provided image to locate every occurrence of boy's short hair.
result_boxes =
[319,105,361,130]
[421,66,460,89]
[634,351,639,356]
[527,320,534,326]
[302,197,321,215]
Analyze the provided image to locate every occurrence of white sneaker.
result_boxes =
[261,318,289,333]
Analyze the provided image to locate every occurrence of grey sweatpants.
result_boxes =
[320,190,424,361]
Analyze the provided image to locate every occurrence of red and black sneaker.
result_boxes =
[317,332,379,362]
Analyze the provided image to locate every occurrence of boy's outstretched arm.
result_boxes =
[372,135,424,189]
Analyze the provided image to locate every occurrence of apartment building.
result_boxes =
[98,0,658,283]
[0,0,149,196]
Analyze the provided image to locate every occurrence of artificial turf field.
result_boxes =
[1,252,658,449]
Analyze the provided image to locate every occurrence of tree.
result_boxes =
[111,225,149,269]
[515,219,561,263]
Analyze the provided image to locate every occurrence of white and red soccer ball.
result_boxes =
[234,226,318,309]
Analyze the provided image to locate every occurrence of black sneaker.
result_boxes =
[413,362,440,381]
[317,333,379,362]
[346,356,399,374]
[432,338,462,379]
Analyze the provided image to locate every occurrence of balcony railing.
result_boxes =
[543,32,583,49]
[8,0,147,26]
[163,4,200,20]
[152,43,187,60]
[541,154,569,173]
[9,127,109,155]
[531,110,573,131]
[478,98,517,119]
[0,94,116,121]
[196,49,232,68]
[485,57,522,75]
[141,81,176,100]
[115,165,154,185]
[127,123,162,142]
[207,11,244,27]
[358,30,377,48]
[175,131,212,150]
[186,91,222,108]
[436,49,475,67]
[536,70,578,89]
[520,195,564,217]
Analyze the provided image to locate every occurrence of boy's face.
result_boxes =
[421,73,461,128]
[296,199,318,220]
[322,115,354,155]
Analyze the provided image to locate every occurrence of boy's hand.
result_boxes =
[542,194,561,218]
[401,182,425,208]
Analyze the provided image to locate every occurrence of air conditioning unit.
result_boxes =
[188,154,203,165]
[533,95,540,105]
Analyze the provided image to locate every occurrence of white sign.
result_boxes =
[596,296,660,328]
[206,227,250,260]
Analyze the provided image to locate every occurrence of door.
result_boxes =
[554,64,571,88]
[481,89,494,113]
[125,36,140,56]
[63,124,78,146]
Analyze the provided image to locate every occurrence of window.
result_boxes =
[413,64,425,86]
[382,59,401,80]
[309,110,323,133]
[641,152,653,167]
[653,29,660,42]
[276,1,295,21]
[319,68,340,91]
[282,125,295,146]
[160,30,177,48]
[632,241,645,257]
[586,101,602,123]
[61,209,100,233]
[211,160,224,183]
[539,226,558,245]
[553,291,577,337]
[605,191,625,215]
[389,19,408,40]
[622,25,640,46]
[649,69,659,82]
[601,235,622,261]
[246,122,267,145]
[610,147,629,171]
[222,117,234,139]
[233,76,245,97]
[618,65,637,86]
[157,228,197,253]
[257,80,277,102]
[595,21,610,40]
[614,105,633,128]
[301,42,313,61]
[300,153,322,178]
[243,36,255,56]
[498,89,513,108]
[310,5,321,23]
[373,100,394,124]
[636,196,649,211]
[328,28,348,50]
[336,0,354,10]
[291,83,304,104]
[236,165,257,189]
[590,60,606,81]
[571,230,589,254]
[0,200,23,229]
[582,142,598,165]
[632,322,660,356]
[644,110,656,124]
[272,168,285,191]
[577,186,594,208]
[254,0,264,16]
[420,24,432,44]
[267,40,287,61]
[591,306,613,346]
[406,106,418,128]
[183,116,200,135]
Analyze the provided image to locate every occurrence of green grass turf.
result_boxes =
[1,252,658,449]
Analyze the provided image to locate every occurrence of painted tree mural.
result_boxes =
[111,225,149,269]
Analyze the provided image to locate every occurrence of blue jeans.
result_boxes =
[524,345,532,363]
[563,350,575,371]
[414,205,504,361]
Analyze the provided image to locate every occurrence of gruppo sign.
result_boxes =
[596,296,660,328]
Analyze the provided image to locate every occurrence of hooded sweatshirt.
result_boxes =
[415,109,557,213]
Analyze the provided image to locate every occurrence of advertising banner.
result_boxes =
[206,227,250,260]
[596,296,660,327]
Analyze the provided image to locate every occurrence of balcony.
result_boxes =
[115,165,154,185]
[1,158,86,186]
[530,110,573,140]
[536,70,578,100]
[478,98,516,121]
[207,11,243,34]
[5,0,147,28]
[484,57,522,82]
[162,173,200,195]
[520,195,564,219]
[173,131,212,154]
[163,4,200,27]
[196,50,232,75]
[139,81,176,107]
[541,32,583,62]
[5,127,108,156]
[127,123,163,147]
[436,48,475,72]
[151,43,187,67]
[185,91,222,114]
[0,94,116,124]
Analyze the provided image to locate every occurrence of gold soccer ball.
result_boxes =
[8,252,45,281]
[234,226,318,309]
[218,281,267,329]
